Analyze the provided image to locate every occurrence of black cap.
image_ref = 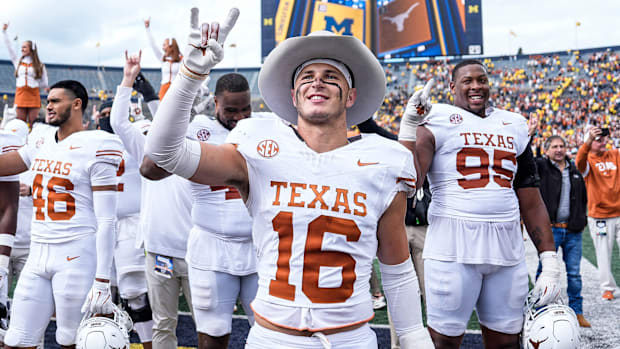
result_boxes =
[99,100,114,112]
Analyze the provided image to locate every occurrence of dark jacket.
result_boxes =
[535,156,587,233]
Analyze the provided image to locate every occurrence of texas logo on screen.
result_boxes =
[310,2,364,41]
[379,0,431,53]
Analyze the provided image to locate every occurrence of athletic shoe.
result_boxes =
[576,314,591,328]
[372,295,386,310]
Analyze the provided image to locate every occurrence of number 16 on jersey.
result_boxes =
[269,211,362,304]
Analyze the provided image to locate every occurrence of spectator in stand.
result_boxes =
[576,126,620,301]
[1,22,48,127]
[535,135,590,327]
[144,17,182,100]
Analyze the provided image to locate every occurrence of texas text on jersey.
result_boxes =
[18,128,123,243]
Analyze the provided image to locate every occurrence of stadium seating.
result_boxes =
[1,44,619,150]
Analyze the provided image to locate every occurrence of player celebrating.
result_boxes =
[110,52,193,349]
[144,7,433,349]
[97,98,154,346]
[399,60,561,349]
[184,73,257,349]
[0,80,122,348]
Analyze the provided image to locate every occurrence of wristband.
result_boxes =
[180,63,208,81]
[0,234,14,249]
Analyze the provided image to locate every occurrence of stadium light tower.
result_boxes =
[230,43,238,72]
[575,21,581,50]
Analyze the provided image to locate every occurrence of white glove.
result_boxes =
[181,7,239,80]
[400,327,435,349]
[398,78,435,141]
[532,251,561,306]
[81,280,114,315]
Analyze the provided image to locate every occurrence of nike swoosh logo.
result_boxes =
[66,256,80,261]
[69,146,82,150]
[357,159,380,167]
[502,121,512,125]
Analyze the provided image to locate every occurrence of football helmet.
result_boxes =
[522,293,580,349]
[3,118,29,143]
[76,304,133,349]
[0,105,16,129]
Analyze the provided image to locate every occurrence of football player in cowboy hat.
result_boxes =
[144,7,433,349]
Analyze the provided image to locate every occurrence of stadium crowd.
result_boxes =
[371,48,620,155]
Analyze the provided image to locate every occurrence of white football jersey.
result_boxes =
[18,129,123,243]
[185,115,255,274]
[187,115,253,238]
[226,118,415,329]
[115,148,141,219]
[0,130,23,182]
[423,104,529,221]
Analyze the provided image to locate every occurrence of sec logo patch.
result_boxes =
[196,129,210,141]
[257,139,279,158]
[449,114,463,124]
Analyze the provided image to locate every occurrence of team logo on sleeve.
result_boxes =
[449,114,463,124]
[485,107,495,116]
[257,139,279,158]
[196,129,211,141]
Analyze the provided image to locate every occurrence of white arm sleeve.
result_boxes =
[39,65,49,90]
[110,86,147,161]
[146,99,160,116]
[380,258,424,336]
[145,27,164,62]
[144,74,202,178]
[91,161,118,280]
[2,30,18,66]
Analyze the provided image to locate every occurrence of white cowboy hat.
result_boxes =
[258,31,386,126]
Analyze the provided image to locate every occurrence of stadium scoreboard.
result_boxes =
[261,0,483,60]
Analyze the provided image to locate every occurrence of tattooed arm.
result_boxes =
[517,187,555,252]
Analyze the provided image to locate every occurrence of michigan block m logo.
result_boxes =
[324,16,353,35]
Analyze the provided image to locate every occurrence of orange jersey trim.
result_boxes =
[95,153,123,158]
[96,150,123,155]
[396,176,417,189]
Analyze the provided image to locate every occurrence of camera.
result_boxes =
[601,128,610,137]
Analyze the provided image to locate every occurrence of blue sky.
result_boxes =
[1,0,618,69]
